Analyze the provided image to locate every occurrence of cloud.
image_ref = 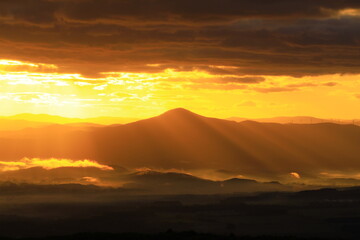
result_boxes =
[0,1,359,78]
[219,77,266,84]
[286,83,317,88]
[249,80,339,93]
[254,87,299,93]
[186,83,248,90]
[290,172,301,179]
[236,101,257,107]
[322,82,338,87]
[0,59,57,73]
[286,82,338,88]
[2,0,360,25]
[320,172,360,179]
[0,158,114,172]
[82,176,100,183]
[0,0,360,78]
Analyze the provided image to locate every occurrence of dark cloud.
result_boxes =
[286,82,338,88]
[254,87,299,93]
[186,83,248,91]
[220,77,266,84]
[0,0,359,77]
[286,83,317,88]
[2,0,360,24]
[253,81,339,93]
[322,82,338,87]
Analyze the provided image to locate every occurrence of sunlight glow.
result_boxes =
[0,59,360,120]
[0,59,58,70]
[0,158,114,172]
[290,172,301,179]
[321,172,360,179]
[338,8,360,17]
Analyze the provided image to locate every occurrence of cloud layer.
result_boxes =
[0,0,359,77]
[0,158,113,172]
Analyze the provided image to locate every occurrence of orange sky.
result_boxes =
[0,59,359,120]
[1,1,360,121]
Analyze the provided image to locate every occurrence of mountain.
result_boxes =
[1,108,360,181]
[228,116,360,125]
[0,166,121,185]
[0,165,289,194]
[0,115,105,132]
[89,108,360,179]
[0,119,53,131]
[122,170,289,194]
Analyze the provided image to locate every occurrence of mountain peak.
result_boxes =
[160,108,199,118]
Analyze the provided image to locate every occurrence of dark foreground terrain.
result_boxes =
[0,231,343,240]
[0,187,359,239]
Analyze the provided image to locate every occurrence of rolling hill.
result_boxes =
[228,116,360,125]
[0,108,360,181]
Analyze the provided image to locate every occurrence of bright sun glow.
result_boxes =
[1,59,360,120]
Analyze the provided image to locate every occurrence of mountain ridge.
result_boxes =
[228,115,360,125]
[3,109,360,127]
[0,108,360,183]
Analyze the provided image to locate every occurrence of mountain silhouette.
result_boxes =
[122,170,288,194]
[228,116,360,125]
[0,118,53,131]
[0,165,289,194]
[0,108,360,180]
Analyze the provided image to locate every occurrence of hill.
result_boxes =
[0,108,360,182]
[0,119,53,131]
[228,116,360,125]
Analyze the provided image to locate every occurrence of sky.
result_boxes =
[0,0,360,119]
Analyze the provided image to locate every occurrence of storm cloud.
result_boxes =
[0,0,360,77]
